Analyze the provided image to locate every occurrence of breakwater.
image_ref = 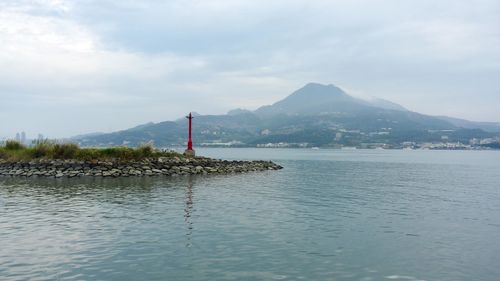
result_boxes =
[0,157,283,178]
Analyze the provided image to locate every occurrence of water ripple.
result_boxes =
[1,149,500,280]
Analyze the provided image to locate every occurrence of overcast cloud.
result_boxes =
[1,0,499,138]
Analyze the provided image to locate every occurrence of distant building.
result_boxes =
[21,132,26,144]
[335,133,342,141]
[15,132,21,142]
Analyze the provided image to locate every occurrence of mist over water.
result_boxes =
[1,149,500,281]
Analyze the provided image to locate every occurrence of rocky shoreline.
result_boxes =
[0,157,283,178]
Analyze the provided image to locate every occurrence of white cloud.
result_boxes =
[0,0,500,138]
[0,3,215,137]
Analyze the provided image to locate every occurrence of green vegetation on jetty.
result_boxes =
[0,140,283,178]
[0,140,180,161]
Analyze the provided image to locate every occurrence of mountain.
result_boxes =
[75,83,499,147]
[227,108,253,116]
[71,132,105,139]
[77,121,185,146]
[255,83,369,117]
[367,97,408,111]
[255,83,408,117]
[435,116,500,133]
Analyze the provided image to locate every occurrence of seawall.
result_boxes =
[0,157,283,178]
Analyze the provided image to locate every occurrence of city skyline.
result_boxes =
[2,132,44,143]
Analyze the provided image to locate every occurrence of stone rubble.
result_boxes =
[0,157,283,178]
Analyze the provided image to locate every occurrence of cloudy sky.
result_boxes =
[1,0,499,138]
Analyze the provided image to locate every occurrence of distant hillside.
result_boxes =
[77,121,184,147]
[436,116,500,133]
[367,97,408,111]
[75,83,499,147]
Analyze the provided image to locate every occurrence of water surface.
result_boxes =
[1,149,499,281]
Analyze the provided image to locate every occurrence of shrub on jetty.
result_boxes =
[5,140,26,150]
[0,141,180,161]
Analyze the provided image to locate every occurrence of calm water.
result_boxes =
[1,149,500,281]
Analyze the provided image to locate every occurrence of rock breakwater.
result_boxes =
[0,157,283,178]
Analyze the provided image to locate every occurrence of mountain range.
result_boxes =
[75,83,500,148]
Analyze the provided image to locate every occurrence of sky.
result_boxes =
[1,0,500,138]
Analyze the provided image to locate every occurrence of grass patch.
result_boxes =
[0,141,181,161]
[4,140,26,150]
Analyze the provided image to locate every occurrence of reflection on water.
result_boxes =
[185,177,194,248]
[1,149,500,281]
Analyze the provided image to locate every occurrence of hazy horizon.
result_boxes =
[1,0,500,138]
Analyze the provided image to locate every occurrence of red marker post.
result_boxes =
[184,112,195,157]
